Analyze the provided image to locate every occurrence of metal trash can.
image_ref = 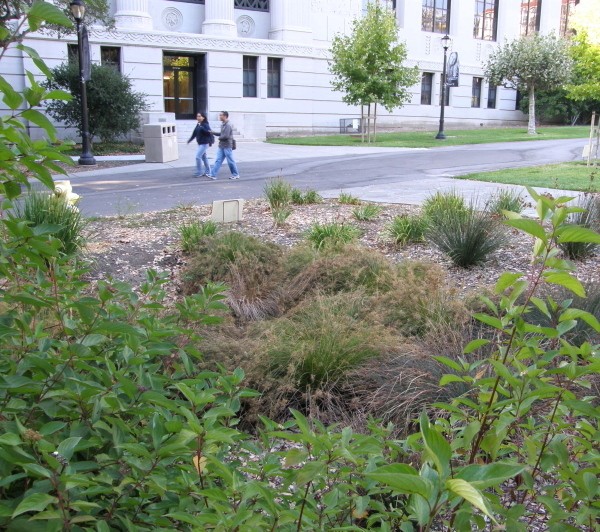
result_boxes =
[143,123,178,163]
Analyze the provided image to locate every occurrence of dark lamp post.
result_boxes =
[70,0,96,165]
[435,34,451,140]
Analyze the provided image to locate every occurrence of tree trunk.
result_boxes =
[373,103,378,143]
[367,103,371,144]
[361,104,365,143]
[527,86,537,135]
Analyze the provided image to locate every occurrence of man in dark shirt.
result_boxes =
[207,111,240,180]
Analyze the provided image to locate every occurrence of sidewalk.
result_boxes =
[67,141,586,217]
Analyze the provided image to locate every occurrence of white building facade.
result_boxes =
[3,0,581,140]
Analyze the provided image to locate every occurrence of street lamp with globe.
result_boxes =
[435,34,451,140]
[69,0,96,165]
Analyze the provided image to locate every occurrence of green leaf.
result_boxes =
[56,436,81,461]
[456,463,525,489]
[96,321,140,336]
[26,2,72,31]
[463,339,489,354]
[557,225,600,244]
[22,110,57,142]
[420,410,451,478]
[1,81,23,110]
[503,218,546,241]
[12,493,57,518]
[473,313,503,330]
[42,90,73,101]
[365,466,432,499]
[446,478,494,520]
[0,433,22,446]
[559,308,600,332]
[494,272,524,293]
[544,273,585,297]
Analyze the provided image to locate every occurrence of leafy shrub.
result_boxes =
[422,189,468,223]
[182,231,283,293]
[488,187,525,215]
[178,219,218,252]
[303,221,361,250]
[558,193,600,260]
[45,62,149,142]
[10,189,87,255]
[291,187,322,204]
[426,202,509,267]
[338,191,361,205]
[352,203,383,221]
[384,214,428,245]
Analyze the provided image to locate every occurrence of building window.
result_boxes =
[243,56,258,97]
[472,77,482,107]
[267,57,281,98]
[422,0,450,34]
[421,72,433,105]
[101,46,121,72]
[473,0,498,41]
[515,89,523,110]
[560,0,579,37]
[487,85,497,108]
[520,0,542,36]
[67,43,78,64]
[235,0,269,12]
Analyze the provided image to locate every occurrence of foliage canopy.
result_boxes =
[484,33,573,134]
[45,62,149,143]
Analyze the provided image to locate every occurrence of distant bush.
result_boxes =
[11,189,87,256]
[304,221,361,250]
[352,203,383,221]
[338,192,361,205]
[384,214,428,245]
[178,220,218,252]
[426,202,509,267]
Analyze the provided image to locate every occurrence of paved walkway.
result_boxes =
[69,140,588,217]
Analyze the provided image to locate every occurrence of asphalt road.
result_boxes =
[71,138,588,217]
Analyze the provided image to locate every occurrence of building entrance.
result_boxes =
[163,53,207,120]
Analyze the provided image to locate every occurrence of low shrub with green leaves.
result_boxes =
[10,189,87,256]
[352,203,383,221]
[338,191,361,205]
[426,202,509,267]
[558,193,600,260]
[303,221,361,250]
[384,213,428,245]
[177,219,218,252]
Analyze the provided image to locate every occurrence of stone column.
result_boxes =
[114,0,152,30]
[203,0,237,37]
[269,0,312,43]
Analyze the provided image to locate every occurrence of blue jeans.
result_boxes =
[210,147,239,178]
[195,144,211,175]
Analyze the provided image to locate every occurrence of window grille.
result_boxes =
[473,0,498,41]
[101,47,121,73]
[421,72,433,105]
[472,77,483,108]
[235,0,269,12]
[422,0,450,34]
[520,0,542,36]
[267,58,281,98]
[487,85,497,109]
[243,56,258,98]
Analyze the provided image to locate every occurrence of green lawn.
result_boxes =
[456,161,600,192]
[267,126,590,148]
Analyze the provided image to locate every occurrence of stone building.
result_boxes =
[3,0,581,140]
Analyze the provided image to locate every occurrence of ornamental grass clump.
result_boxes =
[558,193,600,260]
[304,221,361,250]
[291,187,322,204]
[426,200,509,267]
[264,177,293,225]
[352,203,383,221]
[422,189,468,224]
[338,192,361,205]
[384,214,428,245]
[178,220,218,252]
[11,189,87,256]
[488,187,525,216]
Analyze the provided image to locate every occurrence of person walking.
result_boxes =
[187,112,213,178]
[207,111,239,180]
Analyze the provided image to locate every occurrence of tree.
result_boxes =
[565,32,600,104]
[484,33,573,134]
[45,62,149,143]
[328,1,419,142]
